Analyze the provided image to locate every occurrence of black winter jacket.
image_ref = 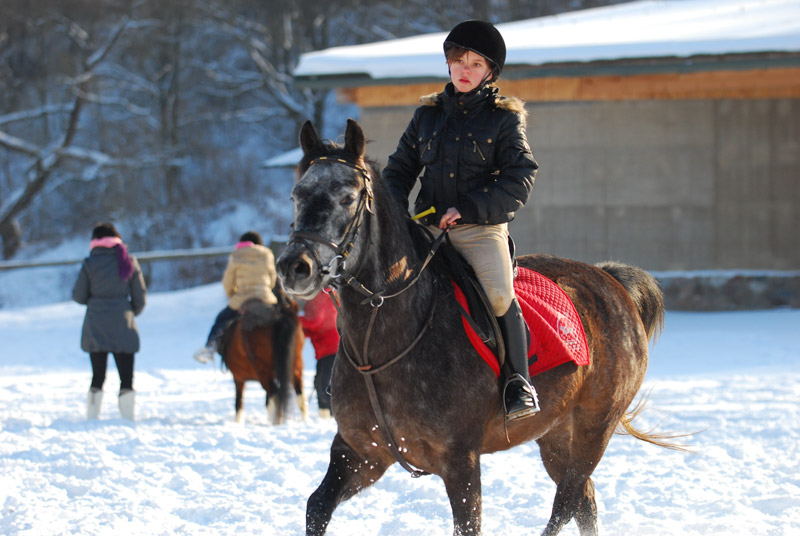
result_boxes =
[384,83,537,225]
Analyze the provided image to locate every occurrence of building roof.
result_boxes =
[262,147,303,168]
[294,0,800,86]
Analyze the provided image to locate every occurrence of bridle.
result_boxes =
[287,154,448,478]
[287,155,374,287]
[287,155,445,307]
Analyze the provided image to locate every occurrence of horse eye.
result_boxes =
[340,194,356,206]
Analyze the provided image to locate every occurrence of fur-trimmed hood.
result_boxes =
[419,85,527,118]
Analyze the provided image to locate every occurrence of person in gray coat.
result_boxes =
[73,222,147,421]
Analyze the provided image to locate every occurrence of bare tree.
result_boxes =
[0,0,635,259]
[0,9,130,258]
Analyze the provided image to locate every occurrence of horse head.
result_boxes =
[277,119,374,299]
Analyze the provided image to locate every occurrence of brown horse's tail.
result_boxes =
[597,261,694,452]
[596,261,665,341]
[617,392,694,452]
[271,304,299,421]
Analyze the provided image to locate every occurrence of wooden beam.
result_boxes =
[341,68,800,107]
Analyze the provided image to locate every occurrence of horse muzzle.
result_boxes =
[277,246,325,299]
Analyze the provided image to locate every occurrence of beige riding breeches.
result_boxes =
[429,223,514,316]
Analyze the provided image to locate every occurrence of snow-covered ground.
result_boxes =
[1,283,799,535]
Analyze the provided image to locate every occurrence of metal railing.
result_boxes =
[0,237,289,272]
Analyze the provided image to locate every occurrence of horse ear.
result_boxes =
[344,118,365,159]
[299,121,322,155]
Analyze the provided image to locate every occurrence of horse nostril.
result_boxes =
[292,257,312,280]
[278,253,312,284]
[277,248,317,290]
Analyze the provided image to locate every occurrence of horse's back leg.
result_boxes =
[537,414,614,536]
[243,328,280,424]
[307,433,391,536]
[234,379,246,424]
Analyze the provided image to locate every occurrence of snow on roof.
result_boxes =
[262,147,303,168]
[294,0,800,81]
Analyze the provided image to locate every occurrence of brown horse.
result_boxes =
[277,119,680,535]
[220,296,307,424]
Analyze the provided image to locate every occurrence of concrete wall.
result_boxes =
[358,98,800,271]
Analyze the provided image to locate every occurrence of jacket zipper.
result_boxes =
[421,135,436,159]
[472,140,486,161]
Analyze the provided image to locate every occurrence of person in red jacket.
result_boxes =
[300,291,339,418]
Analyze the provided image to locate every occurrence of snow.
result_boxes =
[294,0,800,81]
[263,147,304,168]
[1,283,799,535]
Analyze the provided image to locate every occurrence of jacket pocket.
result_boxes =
[417,129,442,165]
[463,127,497,167]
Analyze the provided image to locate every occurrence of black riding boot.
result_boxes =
[497,299,540,421]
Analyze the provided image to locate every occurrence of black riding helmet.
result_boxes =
[443,20,506,82]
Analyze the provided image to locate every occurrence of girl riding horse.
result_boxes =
[382,20,538,421]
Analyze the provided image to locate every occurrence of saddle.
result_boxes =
[434,234,503,362]
[217,281,298,357]
[239,299,280,330]
[454,267,591,378]
[433,232,590,378]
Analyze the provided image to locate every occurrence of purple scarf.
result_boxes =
[90,236,135,281]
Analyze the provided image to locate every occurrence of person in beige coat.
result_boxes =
[194,230,277,363]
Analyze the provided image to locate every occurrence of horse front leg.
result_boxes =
[307,433,390,536]
[442,450,482,535]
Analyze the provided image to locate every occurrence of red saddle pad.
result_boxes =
[453,266,590,377]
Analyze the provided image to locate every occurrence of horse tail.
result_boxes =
[598,262,695,451]
[596,260,665,341]
[218,319,236,372]
[617,392,694,452]
[271,304,298,421]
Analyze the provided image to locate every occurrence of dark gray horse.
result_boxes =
[277,119,674,536]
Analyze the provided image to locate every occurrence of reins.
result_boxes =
[339,281,438,376]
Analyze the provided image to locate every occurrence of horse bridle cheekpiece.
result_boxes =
[288,155,374,286]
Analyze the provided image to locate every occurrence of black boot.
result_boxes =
[497,299,540,421]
